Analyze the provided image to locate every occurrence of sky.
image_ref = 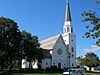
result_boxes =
[0,0,100,58]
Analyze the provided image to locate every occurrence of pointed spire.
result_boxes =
[65,0,72,22]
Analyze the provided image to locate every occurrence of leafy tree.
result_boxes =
[0,17,44,70]
[96,0,100,4]
[0,17,22,70]
[82,1,100,46]
[76,56,83,66]
[21,30,43,69]
[78,52,99,70]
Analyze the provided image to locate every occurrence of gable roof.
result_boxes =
[40,34,61,50]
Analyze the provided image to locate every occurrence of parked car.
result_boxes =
[63,68,85,75]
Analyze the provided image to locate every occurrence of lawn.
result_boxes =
[15,73,61,75]
[0,71,100,75]
[86,72,100,75]
[0,72,61,75]
[13,72,100,75]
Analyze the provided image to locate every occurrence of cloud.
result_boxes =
[84,44,100,52]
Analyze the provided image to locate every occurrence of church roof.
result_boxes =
[40,34,61,50]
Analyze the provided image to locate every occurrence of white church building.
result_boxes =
[22,0,76,69]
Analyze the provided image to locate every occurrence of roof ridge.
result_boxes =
[40,34,61,43]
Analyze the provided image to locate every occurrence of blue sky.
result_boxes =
[0,0,100,58]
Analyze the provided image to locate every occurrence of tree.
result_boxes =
[82,1,100,46]
[0,17,44,70]
[0,17,22,70]
[78,52,99,70]
[21,30,43,69]
[76,56,83,67]
[96,0,100,4]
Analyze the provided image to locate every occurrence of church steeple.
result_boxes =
[65,0,71,22]
[62,0,76,68]
[63,0,73,34]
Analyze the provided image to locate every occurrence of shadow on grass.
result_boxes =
[0,71,14,75]
[0,71,23,75]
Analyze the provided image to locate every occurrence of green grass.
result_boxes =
[0,71,15,75]
[15,73,61,75]
[14,72,100,75]
[0,72,61,75]
[0,71,100,75]
[86,72,100,75]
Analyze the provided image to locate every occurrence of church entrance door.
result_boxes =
[58,63,61,69]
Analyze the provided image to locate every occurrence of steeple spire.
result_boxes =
[63,0,73,34]
[65,0,71,22]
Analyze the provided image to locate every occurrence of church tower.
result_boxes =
[64,0,73,35]
[62,0,76,67]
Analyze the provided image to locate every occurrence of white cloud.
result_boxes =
[84,44,100,52]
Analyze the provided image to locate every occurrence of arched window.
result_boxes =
[72,39,73,42]
[71,27,73,32]
[67,27,70,32]
[23,62,26,65]
[72,54,74,57]
[53,63,55,65]
[64,28,66,33]
[72,47,74,52]
[72,63,74,67]
[46,62,48,65]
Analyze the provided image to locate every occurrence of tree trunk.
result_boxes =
[19,59,22,71]
[9,60,12,71]
[29,61,32,69]
[89,67,92,71]
[0,62,4,71]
